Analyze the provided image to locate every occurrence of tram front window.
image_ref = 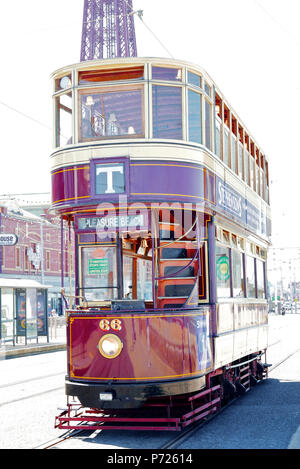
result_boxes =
[80,236,153,304]
[80,245,118,302]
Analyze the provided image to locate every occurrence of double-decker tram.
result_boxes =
[53,58,271,431]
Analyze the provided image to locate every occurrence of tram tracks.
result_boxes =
[33,347,300,450]
[35,346,300,450]
[161,346,300,449]
[0,372,65,407]
[0,371,65,389]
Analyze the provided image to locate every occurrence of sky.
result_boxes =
[0,0,299,250]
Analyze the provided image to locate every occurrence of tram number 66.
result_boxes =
[99,319,122,331]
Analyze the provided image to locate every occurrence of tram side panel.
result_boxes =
[213,302,268,369]
[66,308,214,385]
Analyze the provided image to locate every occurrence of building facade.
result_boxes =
[0,197,74,314]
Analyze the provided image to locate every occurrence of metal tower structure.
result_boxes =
[80,0,138,61]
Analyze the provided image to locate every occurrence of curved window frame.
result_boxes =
[151,84,183,140]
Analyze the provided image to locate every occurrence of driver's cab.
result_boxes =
[75,207,209,311]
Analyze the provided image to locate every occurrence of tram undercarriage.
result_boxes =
[56,352,270,431]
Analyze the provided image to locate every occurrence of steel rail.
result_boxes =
[0,372,65,389]
[160,347,300,450]
[32,348,300,449]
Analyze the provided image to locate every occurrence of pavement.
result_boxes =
[0,319,67,359]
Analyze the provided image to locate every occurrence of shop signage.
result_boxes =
[78,214,145,230]
[0,234,18,246]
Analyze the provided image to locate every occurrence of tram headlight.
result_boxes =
[98,334,123,359]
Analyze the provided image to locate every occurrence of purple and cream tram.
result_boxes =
[52,58,271,430]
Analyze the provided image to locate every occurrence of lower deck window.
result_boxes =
[232,249,244,298]
[80,237,153,304]
[246,255,256,298]
[81,245,118,301]
[256,259,265,299]
[216,244,231,298]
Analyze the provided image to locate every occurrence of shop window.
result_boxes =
[46,251,51,271]
[80,87,144,141]
[216,244,231,298]
[24,248,28,270]
[188,89,202,144]
[152,85,182,140]
[16,247,21,269]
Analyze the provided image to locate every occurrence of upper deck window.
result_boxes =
[79,67,144,84]
[224,104,230,128]
[55,92,72,147]
[204,82,211,97]
[188,90,202,144]
[152,85,182,140]
[152,66,182,81]
[187,71,202,88]
[79,86,144,141]
[215,93,222,120]
[55,74,72,92]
